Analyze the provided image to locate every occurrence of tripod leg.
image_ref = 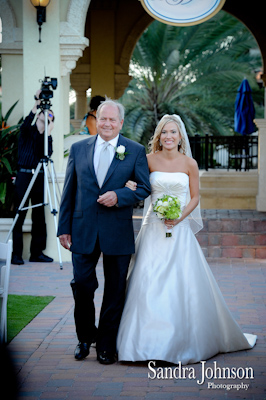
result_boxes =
[6,164,43,243]
[50,160,59,211]
[49,161,62,200]
[43,161,63,270]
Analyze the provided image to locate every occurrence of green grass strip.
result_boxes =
[7,294,54,343]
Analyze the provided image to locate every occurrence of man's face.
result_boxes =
[96,104,123,141]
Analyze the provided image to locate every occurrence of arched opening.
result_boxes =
[70,1,265,136]
[120,10,264,145]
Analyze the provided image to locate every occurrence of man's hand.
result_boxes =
[32,89,42,113]
[35,89,42,101]
[59,234,72,250]
[97,191,118,207]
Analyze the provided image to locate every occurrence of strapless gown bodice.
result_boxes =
[150,171,189,206]
[143,172,189,226]
[117,172,256,365]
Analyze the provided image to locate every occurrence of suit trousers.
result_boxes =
[12,170,47,257]
[71,237,131,354]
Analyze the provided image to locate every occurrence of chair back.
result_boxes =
[0,240,13,343]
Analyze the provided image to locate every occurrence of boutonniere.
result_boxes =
[115,145,129,160]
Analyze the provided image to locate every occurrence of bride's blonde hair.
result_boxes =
[148,115,188,155]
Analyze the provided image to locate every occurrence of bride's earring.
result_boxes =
[159,141,162,147]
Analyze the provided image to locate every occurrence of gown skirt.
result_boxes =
[117,172,256,365]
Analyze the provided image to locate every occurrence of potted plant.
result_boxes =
[0,101,21,218]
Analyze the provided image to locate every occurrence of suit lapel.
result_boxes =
[86,135,98,185]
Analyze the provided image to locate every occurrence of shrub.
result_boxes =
[0,101,21,217]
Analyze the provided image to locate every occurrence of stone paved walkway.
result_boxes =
[6,256,266,400]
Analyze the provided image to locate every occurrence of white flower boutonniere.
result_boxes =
[115,145,128,160]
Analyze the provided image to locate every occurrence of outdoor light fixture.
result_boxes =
[30,0,51,43]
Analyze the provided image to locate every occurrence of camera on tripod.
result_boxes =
[39,76,58,102]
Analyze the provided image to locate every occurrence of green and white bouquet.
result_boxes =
[153,195,182,237]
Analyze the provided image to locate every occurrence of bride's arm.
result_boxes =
[165,159,200,228]
[125,155,153,191]
[125,180,137,191]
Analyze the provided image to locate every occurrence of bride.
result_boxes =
[116,114,256,365]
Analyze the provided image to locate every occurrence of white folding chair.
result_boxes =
[0,240,13,343]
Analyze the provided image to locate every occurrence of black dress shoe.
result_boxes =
[74,342,90,360]
[11,255,24,265]
[29,253,53,263]
[97,351,117,365]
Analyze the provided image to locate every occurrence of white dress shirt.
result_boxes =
[93,134,119,173]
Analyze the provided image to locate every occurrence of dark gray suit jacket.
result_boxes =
[57,134,151,255]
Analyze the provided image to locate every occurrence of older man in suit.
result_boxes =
[58,99,150,364]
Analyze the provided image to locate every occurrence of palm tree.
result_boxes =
[120,11,264,146]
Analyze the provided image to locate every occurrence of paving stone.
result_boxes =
[6,215,266,400]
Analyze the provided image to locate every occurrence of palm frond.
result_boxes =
[120,11,264,142]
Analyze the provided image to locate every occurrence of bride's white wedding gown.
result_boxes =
[117,172,256,365]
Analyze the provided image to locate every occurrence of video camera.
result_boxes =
[39,76,58,101]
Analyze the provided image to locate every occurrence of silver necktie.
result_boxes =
[97,142,110,187]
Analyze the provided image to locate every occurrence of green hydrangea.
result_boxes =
[153,194,181,220]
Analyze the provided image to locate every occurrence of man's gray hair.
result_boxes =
[96,97,125,121]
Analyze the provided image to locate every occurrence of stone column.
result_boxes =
[255,119,266,211]
[70,73,90,119]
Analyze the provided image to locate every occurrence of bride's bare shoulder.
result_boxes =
[183,155,198,175]
[147,152,157,159]
[187,155,198,168]
[147,152,161,170]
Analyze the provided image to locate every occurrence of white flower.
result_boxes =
[163,201,169,207]
[156,212,164,219]
[168,197,173,202]
[116,145,126,154]
[157,200,163,206]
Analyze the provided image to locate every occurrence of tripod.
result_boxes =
[6,102,63,270]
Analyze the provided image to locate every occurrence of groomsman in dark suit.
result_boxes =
[58,99,151,364]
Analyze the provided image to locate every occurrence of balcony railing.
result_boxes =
[189,134,258,171]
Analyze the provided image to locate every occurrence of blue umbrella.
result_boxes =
[234,79,255,135]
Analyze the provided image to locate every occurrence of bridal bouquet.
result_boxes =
[153,195,182,237]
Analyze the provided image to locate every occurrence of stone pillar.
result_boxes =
[255,119,266,211]
[75,91,87,119]
[70,73,90,119]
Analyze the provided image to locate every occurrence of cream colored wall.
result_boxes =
[200,170,258,209]
[9,0,23,27]
[0,0,23,121]
[60,0,71,21]
[256,119,266,211]
[22,0,64,173]
[1,55,23,123]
